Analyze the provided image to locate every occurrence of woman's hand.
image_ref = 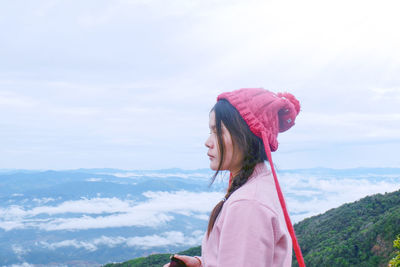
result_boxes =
[162,254,202,267]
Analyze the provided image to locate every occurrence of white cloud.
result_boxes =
[279,173,400,222]
[40,239,98,252]
[32,197,55,205]
[86,177,102,182]
[194,214,209,220]
[10,263,34,267]
[0,191,223,231]
[12,244,30,256]
[1,197,135,219]
[39,230,204,251]
[40,212,173,231]
[92,235,127,248]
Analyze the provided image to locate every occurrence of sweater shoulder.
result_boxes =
[227,169,283,216]
[226,198,279,219]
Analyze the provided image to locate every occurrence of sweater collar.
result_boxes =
[250,161,270,179]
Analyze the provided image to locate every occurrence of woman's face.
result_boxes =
[205,111,243,176]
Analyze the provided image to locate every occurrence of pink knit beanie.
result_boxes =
[217,88,305,267]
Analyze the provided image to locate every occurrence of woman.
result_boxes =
[164,88,305,267]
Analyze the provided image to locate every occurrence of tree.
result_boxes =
[389,235,400,267]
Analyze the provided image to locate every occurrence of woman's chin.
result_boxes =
[209,163,218,171]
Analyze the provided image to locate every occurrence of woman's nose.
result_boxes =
[205,135,213,148]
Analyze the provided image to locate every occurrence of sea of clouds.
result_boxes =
[1,168,399,266]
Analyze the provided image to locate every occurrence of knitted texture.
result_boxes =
[217,88,305,267]
[217,88,300,151]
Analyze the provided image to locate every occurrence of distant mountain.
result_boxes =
[103,189,400,267]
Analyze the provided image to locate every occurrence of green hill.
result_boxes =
[103,189,400,267]
[102,246,201,267]
[292,189,400,267]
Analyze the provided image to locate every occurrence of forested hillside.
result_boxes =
[104,189,400,267]
[103,246,201,267]
[292,189,400,266]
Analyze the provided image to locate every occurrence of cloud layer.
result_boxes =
[39,230,204,252]
[0,191,223,231]
[1,172,399,233]
[280,173,400,222]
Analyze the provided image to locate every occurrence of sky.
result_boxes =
[1,0,400,170]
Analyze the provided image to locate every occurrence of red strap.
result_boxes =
[262,132,306,267]
[228,172,233,193]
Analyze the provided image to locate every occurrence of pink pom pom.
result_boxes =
[277,92,300,114]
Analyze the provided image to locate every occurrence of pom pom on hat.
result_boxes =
[277,92,301,133]
[277,92,300,114]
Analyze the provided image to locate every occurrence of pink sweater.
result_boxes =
[199,162,292,267]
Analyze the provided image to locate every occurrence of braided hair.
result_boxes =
[206,99,267,238]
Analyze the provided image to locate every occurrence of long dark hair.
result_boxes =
[206,99,267,237]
